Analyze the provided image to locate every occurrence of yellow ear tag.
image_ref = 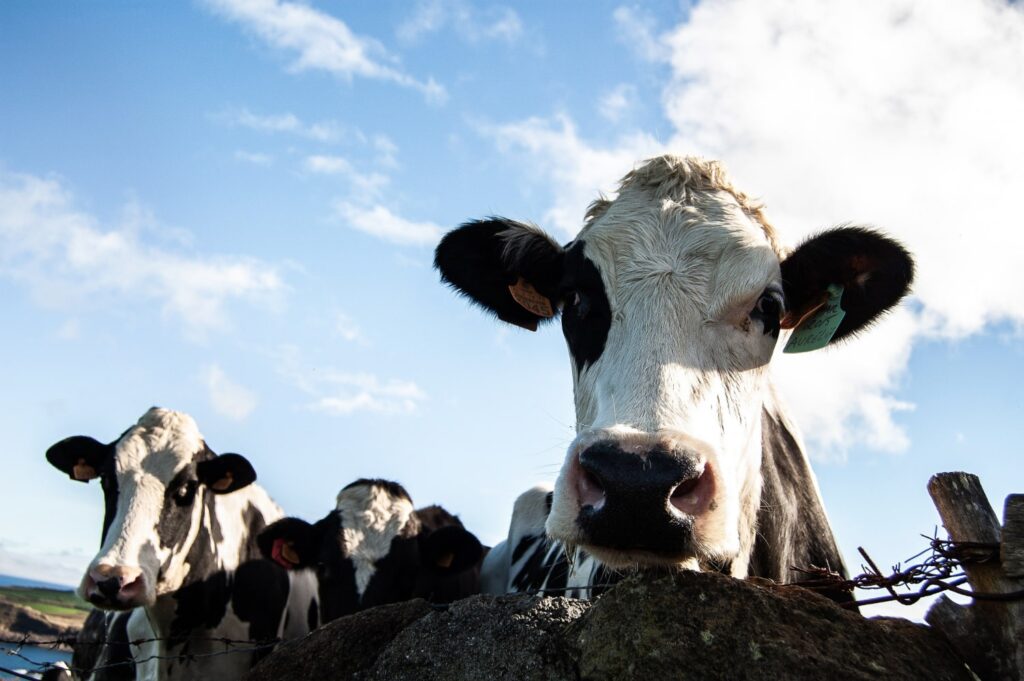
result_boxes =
[784,285,846,354]
[211,471,234,492]
[436,552,455,569]
[281,542,301,566]
[72,459,97,481]
[508,278,555,319]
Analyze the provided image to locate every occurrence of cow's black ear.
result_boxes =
[780,226,914,346]
[419,526,484,574]
[196,453,257,494]
[46,436,112,483]
[434,218,565,332]
[257,517,321,570]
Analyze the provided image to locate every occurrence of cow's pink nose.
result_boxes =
[86,565,145,606]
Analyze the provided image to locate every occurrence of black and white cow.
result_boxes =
[45,407,318,680]
[435,155,914,600]
[257,479,484,622]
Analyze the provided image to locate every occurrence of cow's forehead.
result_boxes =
[113,407,205,481]
[579,155,781,258]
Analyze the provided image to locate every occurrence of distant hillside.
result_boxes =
[0,574,75,591]
[0,586,88,643]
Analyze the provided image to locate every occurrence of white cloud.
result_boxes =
[0,542,91,588]
[220,108,346,142]
[485,0,1024,458]
[203,0,447,103]
[612,5,670,62]
[305,154,353,175]
[202,364,258,421]
[398,0,523,45]
[0,170,284,338]
[304,154,390,197]
[235,150,274,166]
[481,113,664,237]
[56,318,80,341]
[598,84,637,123]
[273,346,426,415]
[335,202,443,246]
[334,311,366,344]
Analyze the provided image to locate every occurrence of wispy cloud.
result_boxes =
[480,113,664,237]
[0,170,284,339]
[335,202,443,246]
[334,311,366,344]
[274,346,427,415]
[202,364,258,421]
[0,541,91,588]
[304,154,391,197]
[203,0,447,103]
[598,84,637,123]
[234,150,274,166]
[217,108,347,142]
[612,5,671,62]
[398,0,523,45]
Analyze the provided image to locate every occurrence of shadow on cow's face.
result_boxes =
[435,155,914,571]
[45,407,257,609]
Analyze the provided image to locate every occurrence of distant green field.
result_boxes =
[0,586,90,619]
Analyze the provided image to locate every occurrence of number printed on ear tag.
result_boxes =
[783,285,846,354]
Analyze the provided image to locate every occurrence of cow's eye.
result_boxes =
[568,291,591,319]
[172,481,197,505]
[752,289,784,336]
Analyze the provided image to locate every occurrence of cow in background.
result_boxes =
[435,155,914,601]
[257,478,484,623]
[46,407,318,680]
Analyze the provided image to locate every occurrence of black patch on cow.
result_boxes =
[511,535,536,564]
[434,218,566,330]
[781,226,914,344]
[510,536,549,593]
[576,442,697,554]
[238,502,268,563]
[168,568,231,644]
[360,534,420,608]
[231,558,290,653]
[99,470,120,547]
[415,504,463,532]
[307,512,361,622]
[72,609,134,681]
[341,478,414,504]
[157,467,201,554]
[415,525,484,603]
[560,241,611,372]
[754,407,855,607]
[307,596,319,632]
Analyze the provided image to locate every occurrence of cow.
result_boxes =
[434,154,914,601]
[257,478,485,622]
[67,609,134,681]
[45,407,319,680]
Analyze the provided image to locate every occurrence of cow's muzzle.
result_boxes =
[80,564,147,610]
[571,440,715,558]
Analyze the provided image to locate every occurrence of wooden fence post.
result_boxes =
[925,473,1023,681]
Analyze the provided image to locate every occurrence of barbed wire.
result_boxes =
[791,533,1024,609]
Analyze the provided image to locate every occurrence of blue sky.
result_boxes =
[2,0,1022,619]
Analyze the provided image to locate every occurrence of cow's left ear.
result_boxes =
[780,226,914,347]
[46,436,113,483]
[435,218,566,332]
[196,453,257,494]
[419,526,484,574]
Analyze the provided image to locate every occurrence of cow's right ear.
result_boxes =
[46,436,112,483]
[434,218,565,332]
[257,517,321,570]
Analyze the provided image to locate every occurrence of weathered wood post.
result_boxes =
[925,473,1023,681]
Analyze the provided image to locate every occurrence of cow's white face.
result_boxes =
[46,407,257,609]
[435,154,914,572]
[548,172,782,569]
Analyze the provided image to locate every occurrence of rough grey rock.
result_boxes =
[244,571,974,681]
[364,594,588,681]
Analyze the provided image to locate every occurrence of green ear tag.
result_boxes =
[783,284,846,354]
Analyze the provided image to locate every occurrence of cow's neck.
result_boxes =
[747,389,849,591]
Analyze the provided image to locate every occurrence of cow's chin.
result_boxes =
[578,544,703,572]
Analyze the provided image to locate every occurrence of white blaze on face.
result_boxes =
[547,158,783,568]
[335,482,416,596]
[82,408,208,605]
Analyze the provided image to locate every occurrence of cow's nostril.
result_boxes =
[96,577,122,599]
[577,467,606,511]
[669,466,711,516]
